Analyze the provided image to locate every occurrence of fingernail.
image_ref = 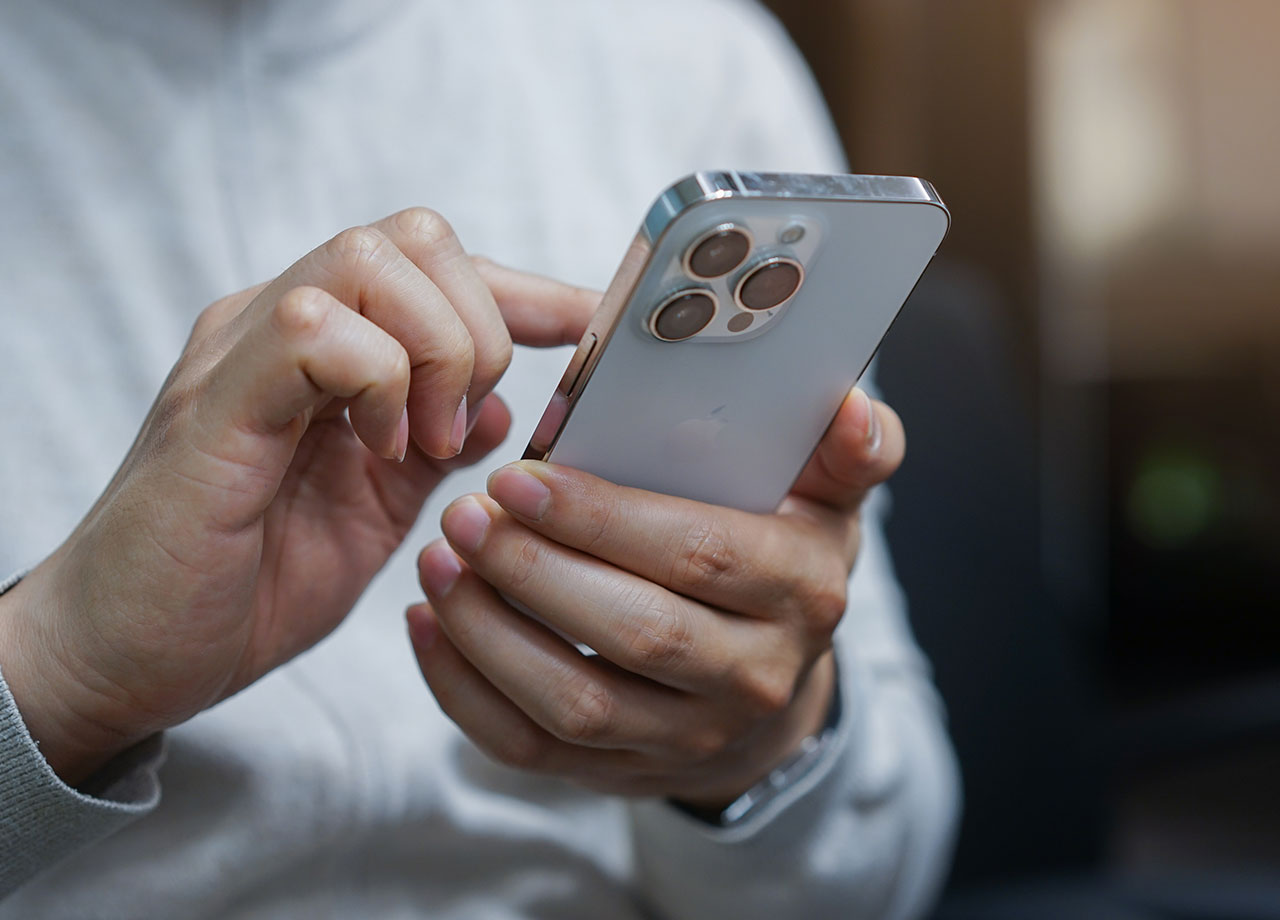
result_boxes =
[861,390,883,456]
[464,395,487,438]
[419,542,462,597]
[448,395,468,456]
[406,604,438,650]
[409,611,440,655]
[394,407,409,462]
[441,495,489,554]
[487,464,551,521]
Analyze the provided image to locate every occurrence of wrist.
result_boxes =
[0,565,138,785]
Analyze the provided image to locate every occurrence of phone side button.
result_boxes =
[564,333,598,398]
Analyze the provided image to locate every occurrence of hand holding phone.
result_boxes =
[412,173,942,812]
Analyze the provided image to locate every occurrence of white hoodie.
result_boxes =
[0,1,958,917]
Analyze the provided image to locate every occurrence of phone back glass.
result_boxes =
[534,172,948,514]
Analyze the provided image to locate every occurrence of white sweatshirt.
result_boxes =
[0,1,959,917]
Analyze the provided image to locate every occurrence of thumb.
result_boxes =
[472,257,599,348]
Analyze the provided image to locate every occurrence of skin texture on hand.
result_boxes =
[411,386,905,808]
[0,210,599,786]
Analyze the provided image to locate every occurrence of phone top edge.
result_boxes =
[641,171,950,244]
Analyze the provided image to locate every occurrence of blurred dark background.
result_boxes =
[760,1,1280,916]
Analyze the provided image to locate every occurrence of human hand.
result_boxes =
[409,387,903,808]
[0,210,597,784]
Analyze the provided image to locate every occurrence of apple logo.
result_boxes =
[664,404,730,463]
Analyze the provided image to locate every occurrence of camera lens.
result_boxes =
[687,226,750,278]
[736,257,802,311]
[652,290,716,341]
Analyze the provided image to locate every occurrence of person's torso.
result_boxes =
[0,1,838,915]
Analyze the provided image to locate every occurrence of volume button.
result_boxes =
[564,333,598,398]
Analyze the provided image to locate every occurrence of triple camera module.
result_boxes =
[649,222,807,342]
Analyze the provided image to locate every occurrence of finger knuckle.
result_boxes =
[802,562,849,637]
[387,342,412,389]
[427,323,476,392]
[503,533,545,593]
[618,598,693,673]
[147,381,198,448]
[474,330,514,388]
[271,286,333,340]
[391,206,456,248]
[671,519,737,592]
[193,301,221,333]
[681,724,732,762]
[327,225,393,273]
[548,675,614,745]
[731,661,796,717]
[573,497,617,555]
[193,298,235,339]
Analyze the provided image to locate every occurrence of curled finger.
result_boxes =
[416,539,727,761]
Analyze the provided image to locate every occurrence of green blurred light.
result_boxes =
[1126,448,1222,550]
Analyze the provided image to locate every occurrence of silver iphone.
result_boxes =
[525,171,949,513]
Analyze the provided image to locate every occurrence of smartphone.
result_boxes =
[524,171,949,514]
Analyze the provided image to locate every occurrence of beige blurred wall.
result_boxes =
[763,0,1280,385]
[1034,0,1280,381]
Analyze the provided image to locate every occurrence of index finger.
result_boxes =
[370,209,512,402]
[252,225,474,458]
[482,461,849,623]
[472,257,600,348]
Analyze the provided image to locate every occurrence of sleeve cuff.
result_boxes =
[0,657,163,894]
[0,571,23,596]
